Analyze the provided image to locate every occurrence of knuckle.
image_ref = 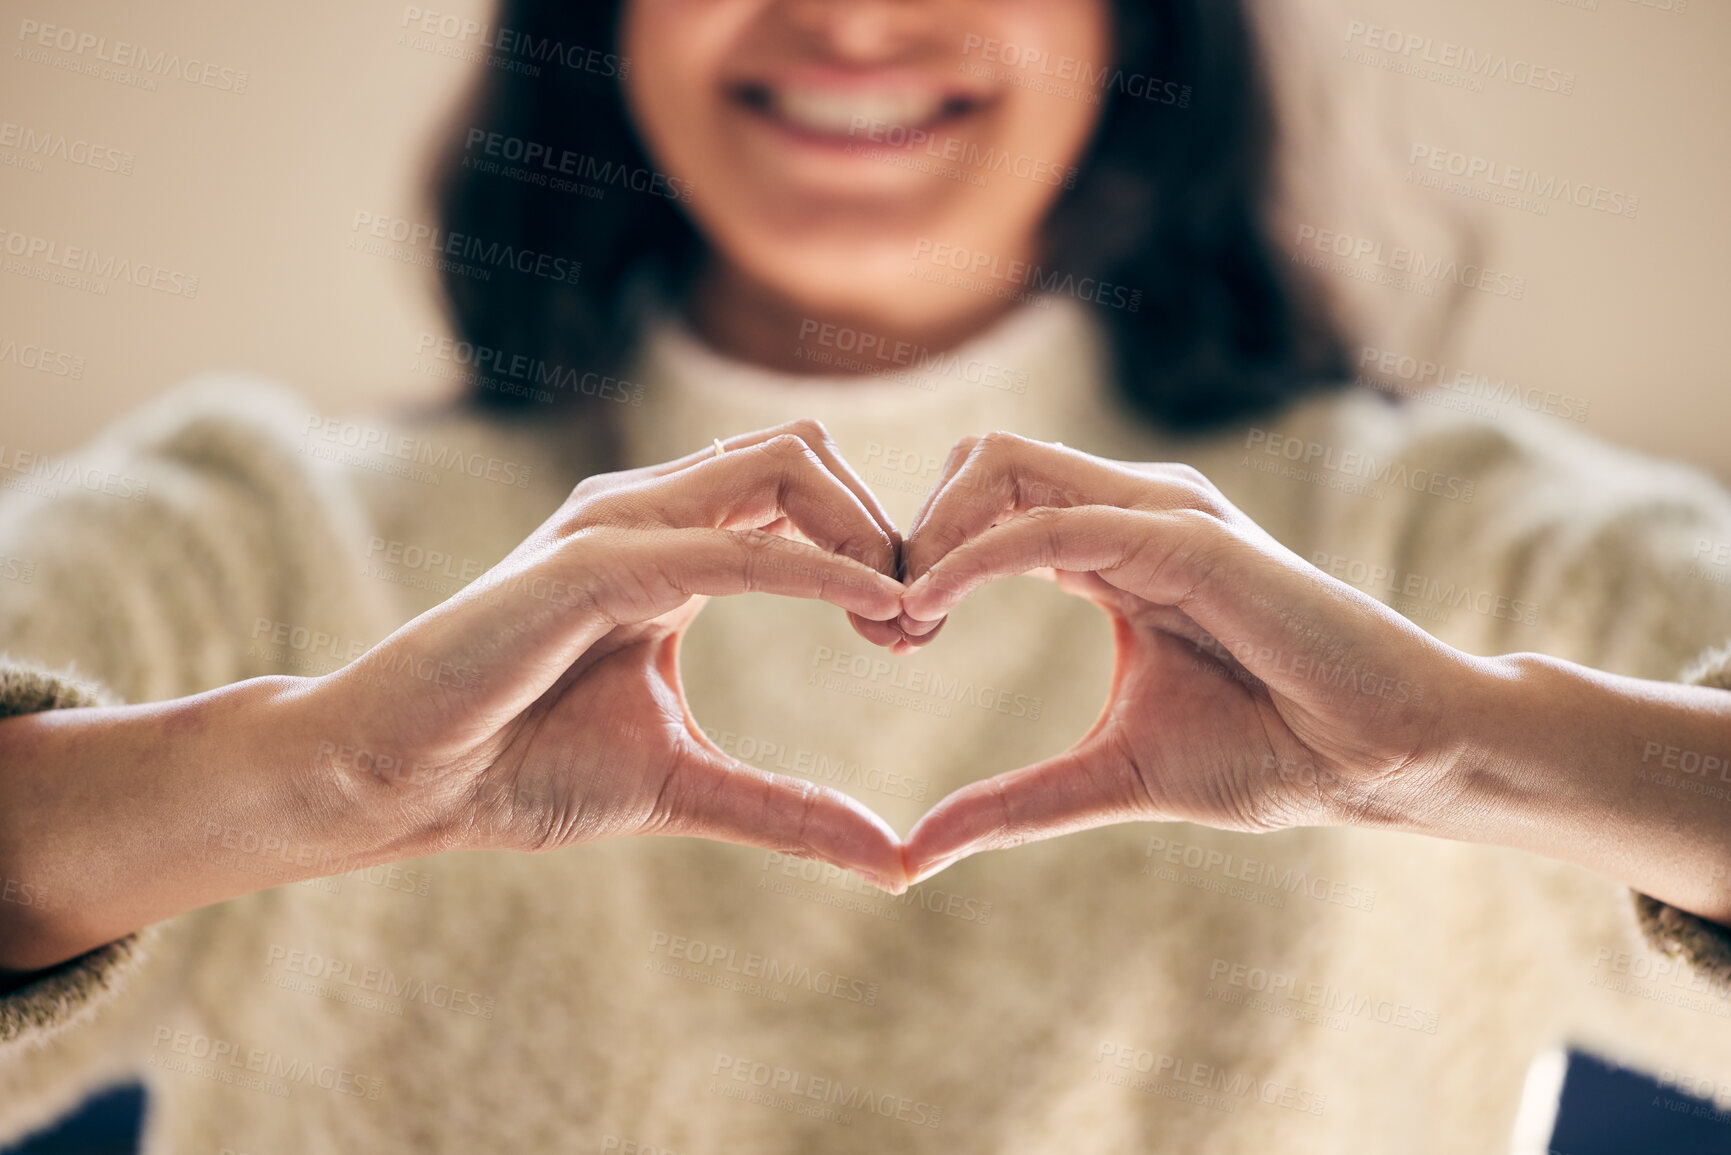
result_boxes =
[941,435,981,467]
[565,493,647,536]
[1166,462,1209,489]
[762,433,817,465]
[1157,478,1209,510]
[566,522,626,553]
[1167,505,1225,537]
[569,473,610,501]
[1023,502,1065,522]
[562,478,626,523]
[977,429,1026,455]
[735,525,781,552]
[1184,489,1234,521]
[1169,468,1233,518]
[785,416,831,445]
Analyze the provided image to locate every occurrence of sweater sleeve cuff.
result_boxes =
[1629,644,1731,983]
[0,658,154,1051]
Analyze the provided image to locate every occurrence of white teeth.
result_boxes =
[769,87,949,136]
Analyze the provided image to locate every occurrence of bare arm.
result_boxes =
[0,677,400,974]
[1427,653,1731,925]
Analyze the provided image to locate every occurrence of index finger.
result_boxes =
[655,419,903,552]
[901,432,1152,587]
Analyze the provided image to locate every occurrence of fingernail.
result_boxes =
[899,615,942,637]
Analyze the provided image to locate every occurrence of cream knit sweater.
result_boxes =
[3,297,1731,1154]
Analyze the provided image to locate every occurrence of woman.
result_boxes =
[3,0,1731,1151]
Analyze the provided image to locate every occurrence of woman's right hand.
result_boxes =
[313,419,911,889]
[0,419,913,974]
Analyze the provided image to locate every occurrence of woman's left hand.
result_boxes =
[894,432,1487,885]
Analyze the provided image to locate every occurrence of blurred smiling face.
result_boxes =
[621,0,1111,337]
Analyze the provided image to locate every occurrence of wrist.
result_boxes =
[263,674,461,868]
[0,675,422,972]
[1386,651,1570,845]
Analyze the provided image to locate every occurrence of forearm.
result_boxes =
[0,676,412,973]
[1406,652,1731,924]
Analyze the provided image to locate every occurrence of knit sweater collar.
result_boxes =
[619,293,1139,526]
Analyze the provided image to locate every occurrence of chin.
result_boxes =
[750,251,947,322]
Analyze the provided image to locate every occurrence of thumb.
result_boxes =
[902,733,1151,886]
[649,736,910,893]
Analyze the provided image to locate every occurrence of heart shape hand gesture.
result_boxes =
[320,421,1467,894]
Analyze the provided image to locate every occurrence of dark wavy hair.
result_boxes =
[431,0,1351,433]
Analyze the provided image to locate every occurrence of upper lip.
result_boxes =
[727,67,994,135]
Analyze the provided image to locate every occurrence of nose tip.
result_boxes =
[784,0,930,60]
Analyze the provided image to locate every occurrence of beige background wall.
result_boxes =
[2,0,1727,477]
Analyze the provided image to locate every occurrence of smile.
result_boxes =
[731,80,986,144]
